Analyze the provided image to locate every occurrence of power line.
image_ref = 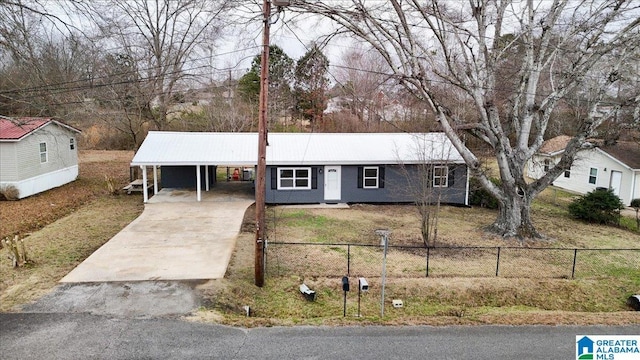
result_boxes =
[0,46,262,96]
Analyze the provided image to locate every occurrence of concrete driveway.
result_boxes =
[61,184,254,282]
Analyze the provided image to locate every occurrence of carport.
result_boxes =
[131,131,259,202]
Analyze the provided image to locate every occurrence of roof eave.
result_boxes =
[131,160,467,166]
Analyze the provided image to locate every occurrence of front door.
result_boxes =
[324,166,341,201]
[610,170,622,196]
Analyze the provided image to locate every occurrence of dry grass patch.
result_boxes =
[0,150,134,239]
[0,196,143,311]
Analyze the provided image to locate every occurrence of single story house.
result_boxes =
[130,132,469,205]
[527,135,640,206]
[0,116,81,199]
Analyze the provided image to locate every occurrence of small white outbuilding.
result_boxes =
[0,116,81,199]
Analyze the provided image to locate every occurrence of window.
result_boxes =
[543,159,550,172]
[363,167,379,188]
[588,168,597,184]
[433,165,449,187]
[564,170,570,178]
[39,142,47,163]
[70,138,75,150]
[278,167,311,190]
[357,166,385,189]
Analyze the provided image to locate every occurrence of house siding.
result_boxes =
[15,123,78,181]
[265,164,467,205]
[0,142,17,181]
[266,166,325,203]
[1,122,79,198]
[528,148,638,206]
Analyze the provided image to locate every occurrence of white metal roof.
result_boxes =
[130,131,464,166]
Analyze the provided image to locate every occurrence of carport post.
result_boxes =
[153,166,158,195]
[142,166,148,203]
[205,166,210,191]
[196,165,202,202]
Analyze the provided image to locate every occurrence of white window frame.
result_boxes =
[363,166,379,189]
[39,142,48,163]
[277,167,311,190]
[588,167,597,185]
[433,165,449,187]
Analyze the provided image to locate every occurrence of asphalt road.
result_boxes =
[1,313,638,359]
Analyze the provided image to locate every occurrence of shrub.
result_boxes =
[1,235,30,267]
[0,185,19,201]
[568,188,623,225]
[631,198,640,231]
[469,177,500,209]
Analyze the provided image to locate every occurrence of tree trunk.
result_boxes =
[420,209,430,247]
[489,195,542,239]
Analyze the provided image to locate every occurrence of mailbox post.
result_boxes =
[375,229,390,317]
[357,277,368,317]
[342,276,349,317]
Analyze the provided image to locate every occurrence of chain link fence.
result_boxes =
[265,242,640,279]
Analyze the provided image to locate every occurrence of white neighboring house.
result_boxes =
[0,116,81,199]
[527,135,640,206]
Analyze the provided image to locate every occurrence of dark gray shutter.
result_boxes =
[427,166,433,188]
[448,166,455,187]
[271,168,277,190]
[311,167,318,189]
[357,167,363,188]
[379,166,385,188]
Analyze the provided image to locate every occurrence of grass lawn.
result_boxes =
[192,187,640,327]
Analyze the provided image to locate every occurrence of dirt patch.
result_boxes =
[241,204,256,233]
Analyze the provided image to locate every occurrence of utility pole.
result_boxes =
[254,0,271,287]
[255,0,289,288]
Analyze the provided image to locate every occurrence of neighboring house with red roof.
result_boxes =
[0,116,81,199]
[527,135,640,206]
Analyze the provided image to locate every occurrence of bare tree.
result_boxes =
[0,2,96,117]
[397,137,459,246]
[198,85,257,132]
[333,44,393,129]
[78,0,233,131]
[296,0,640,238]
